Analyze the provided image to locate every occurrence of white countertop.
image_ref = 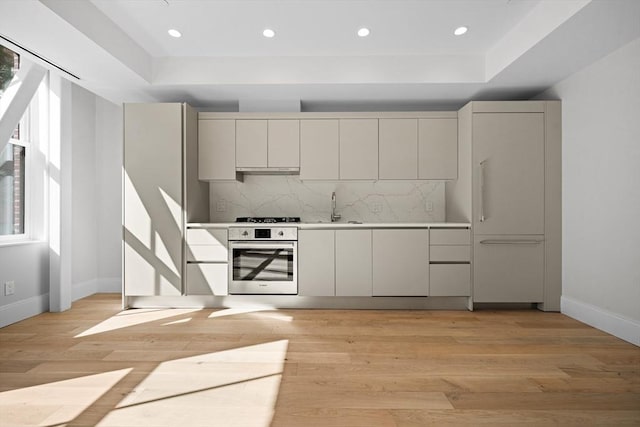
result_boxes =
[188,222,470,229]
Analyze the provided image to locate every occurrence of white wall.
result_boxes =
[538,37,640,345]
[95,97,122,292]
[0,81,122,327]
[71,84,98,300]
[0,77,51,327]
[70,85,123,300]
[0,242,49,327]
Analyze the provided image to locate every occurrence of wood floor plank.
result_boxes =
[390,409,640,426]
[0,294,638,427]
[446,391,640,410]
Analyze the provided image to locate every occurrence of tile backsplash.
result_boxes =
[209,175,444,223]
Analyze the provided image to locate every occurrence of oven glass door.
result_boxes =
[231,242,295,282]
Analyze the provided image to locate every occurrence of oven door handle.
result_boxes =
[230,242,296,250]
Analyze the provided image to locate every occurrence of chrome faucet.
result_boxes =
[331,191,341,222]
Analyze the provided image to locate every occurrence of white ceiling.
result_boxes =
[90,0,539,57]
[0,0,639,110]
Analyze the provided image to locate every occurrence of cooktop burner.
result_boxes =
[235,217,301,224]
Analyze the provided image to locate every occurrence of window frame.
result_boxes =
[0,108,32,243]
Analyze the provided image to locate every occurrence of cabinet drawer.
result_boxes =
[187,245,228,262]
[430,245,470,262]
[430,229,470,245]
[186,263,228,295]
[430,264,471,296]
[186,229,228,246]
[473,235,544,303]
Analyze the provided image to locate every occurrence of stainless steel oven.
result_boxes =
[228,226,297,295]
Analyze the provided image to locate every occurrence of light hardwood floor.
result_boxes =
[0,294,638,426]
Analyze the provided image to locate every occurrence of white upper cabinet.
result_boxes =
[198,119,236,180]
[418,118,458,180]
[379,119,418,179]
[268,120,300,168]
[236,119,300,169]
[236,120,268,168]
[199,113,457,181]
[300,119,340,180]
[339,119,378,180]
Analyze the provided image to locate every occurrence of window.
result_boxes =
[1,45,28,238]
[0,44,20,94]
[1,120,28,236]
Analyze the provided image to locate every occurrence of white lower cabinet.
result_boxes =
[186,264,228,295]
[298,230,335,296]
[430,264,471,297]
[429,228,471,297]
[299,226,472,299]
[473,235,544,302]
[185,228,229,296]
[336,230,372,296]
[372,229,429,296]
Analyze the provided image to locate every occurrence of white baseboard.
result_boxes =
[561,296,640,346]
[73,277,121,302]
[72,279,98,302]
[97,277,121,293]
[0,293,49,328]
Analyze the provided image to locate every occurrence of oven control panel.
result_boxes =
[228,226,297,241]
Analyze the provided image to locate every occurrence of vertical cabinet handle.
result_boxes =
[479,160,486,222]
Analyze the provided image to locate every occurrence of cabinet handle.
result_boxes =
[479,160,486,222]
[479,240,543,245]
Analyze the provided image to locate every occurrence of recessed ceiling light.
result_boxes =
[263,29,276,38]
[357,28,370,37]
[454,26,468,36]
[168,29,181,38]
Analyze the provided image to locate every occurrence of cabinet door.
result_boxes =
[298,230,335,296]
[339,119,378,180]
[124,103,183,296]
[268,120,300,168]
[335,230,372,296]
[186,263,228,295]
[300,120,339,180]
[198,120,236,180]
[373,229,429,296]
[418,118,457,180]
[379,119,418,179]
[186,229,228,262]
[473,113,544,234]
[430,264,471,296]
[473,235,544,302]
[236,120,268,168]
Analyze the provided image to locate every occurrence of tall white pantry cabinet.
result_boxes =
[123,103,209,298]
[449,101,561,311]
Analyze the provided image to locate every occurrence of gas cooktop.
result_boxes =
[235,217,301,224]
